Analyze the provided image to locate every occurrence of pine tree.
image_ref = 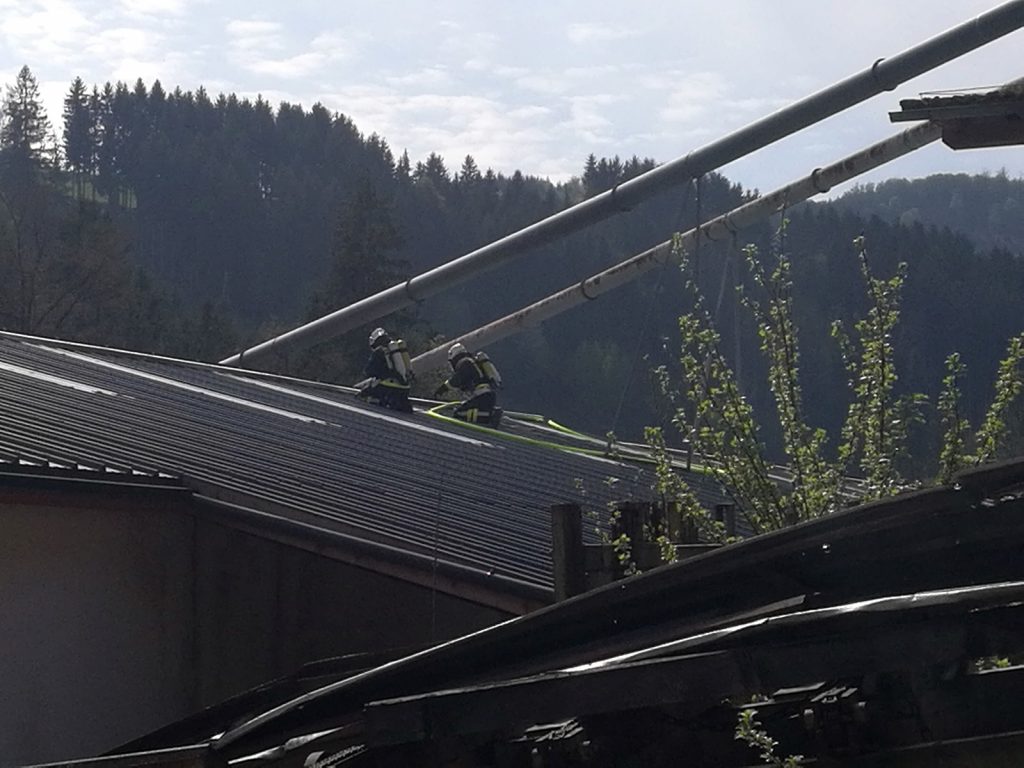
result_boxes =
[324,178,405,307]
[583,153,599,196]
[395,149,411,180]
[93,83,117,201]
[63,76,95,195]
[459,154,481,186]
[1,65,53,172]
[417,152,449,187]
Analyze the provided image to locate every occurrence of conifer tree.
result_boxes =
[1,65,53,172]
[324,178,405,307]
[417,152,449,186]
[63,76,94,195]
[459,154,481,185]
[395,149,411,180]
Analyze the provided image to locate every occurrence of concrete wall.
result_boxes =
[0,483,510,767]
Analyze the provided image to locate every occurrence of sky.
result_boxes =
[0,0,1022,196]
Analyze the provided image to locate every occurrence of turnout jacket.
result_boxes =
[445,355,491,395]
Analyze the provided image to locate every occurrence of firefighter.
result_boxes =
[356,327,413,413]
[434,343,502,426]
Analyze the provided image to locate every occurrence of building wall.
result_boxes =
[188,513,512,705]
[0,484,511,767]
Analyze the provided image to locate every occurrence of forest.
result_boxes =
[2,65,1024,473]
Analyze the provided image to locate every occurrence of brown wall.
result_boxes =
[0,483,510,767]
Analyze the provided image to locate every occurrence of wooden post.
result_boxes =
[662,501,682,546]
[550,503,585,601]
[614,501,648,548]
[616,501,671,571]
[715,503,737,538]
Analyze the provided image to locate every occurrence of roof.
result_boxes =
[889,83,1024,149]
[0,332,730,606]
[106,457,1024,765]
[893,83,1024,115]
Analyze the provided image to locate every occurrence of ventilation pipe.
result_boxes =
[221,1,1024,369]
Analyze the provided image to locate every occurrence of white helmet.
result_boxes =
[447,342,467,365]
[369,327,389,349]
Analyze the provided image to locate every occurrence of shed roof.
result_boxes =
[889,83,1024,149]
[0,332,729,606]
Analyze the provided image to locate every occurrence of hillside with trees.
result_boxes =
[2,65,1024,473]
[827,173,1024,254]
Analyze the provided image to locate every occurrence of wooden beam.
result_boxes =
[363,605,1024,747]
[23,745,224,768]
[843,729,1024,767]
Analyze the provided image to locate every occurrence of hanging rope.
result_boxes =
[686,175,708,468]
[693,174,703,282]
[607,175,699,438]
[608,253,672,438]
[775,201,789,261]
[713,233,733,325]
[731,231,744,383]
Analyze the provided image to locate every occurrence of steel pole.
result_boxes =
[410,121,944,373]
[221,1,1024,368]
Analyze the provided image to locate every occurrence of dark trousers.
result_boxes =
[358,382,412,413]
[454,391,499,424]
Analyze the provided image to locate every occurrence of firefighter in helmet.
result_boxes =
[434,342,502,426]
[356,327,413,412]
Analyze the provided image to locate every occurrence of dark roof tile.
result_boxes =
[0,334,730,593]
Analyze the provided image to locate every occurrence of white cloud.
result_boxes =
[386,67,451,89]
[109,55,182,86]
[564,64,625,79]
[507,105,551,120]
[515,73,572,96]
[86,27,160,60]
[0,0,95,65]
[225,19,284,51]
[310,31,353,53]
[563,94,625,145]
[514,64,628,97]
[245,52,329,79]
[226,21,352,80]
[438,27,498,60]
[658,72,730,125]
[566,22,638,45]
[491,65,529,78]
[315,82,568,179]
[117,0,190,19]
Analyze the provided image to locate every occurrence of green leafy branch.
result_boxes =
[735,709,803,768]
[741,238,843,521]
[644,425,725,559]
[832,236,924,500]
[975,332,1024,464]
[667,236,790,533]
[937,333,1024,482]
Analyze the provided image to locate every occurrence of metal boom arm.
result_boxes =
[221,1,1024,368]
[410,121,945,373]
